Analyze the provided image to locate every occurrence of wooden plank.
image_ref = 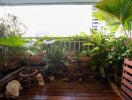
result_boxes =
[122,58,132,99]
[124,58,132,66]
[124,66,132,74]
[123,73,132,82]
[17,79,121,100]
[110,82,123,99]
[122,79,132,90]
[121,91,131,100]
[121,85,132,98]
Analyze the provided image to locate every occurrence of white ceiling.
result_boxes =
[0,0,99,5]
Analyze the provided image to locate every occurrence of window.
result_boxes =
[92,22,99,24]
[0,5,94,37]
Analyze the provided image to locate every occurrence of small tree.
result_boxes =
[0,14,26,71]
[95,0,132,57]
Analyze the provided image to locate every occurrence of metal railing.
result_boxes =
[43,41,86,53]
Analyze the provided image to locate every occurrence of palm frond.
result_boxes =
[96,0,132,24]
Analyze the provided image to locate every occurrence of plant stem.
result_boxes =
[122,24,128,38]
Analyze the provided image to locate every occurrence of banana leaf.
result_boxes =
[0,36,25,47]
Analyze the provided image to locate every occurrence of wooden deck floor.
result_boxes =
[18,79,122,100]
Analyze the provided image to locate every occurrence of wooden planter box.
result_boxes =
[121,58,132,100]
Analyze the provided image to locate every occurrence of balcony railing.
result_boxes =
[43,41,86,53]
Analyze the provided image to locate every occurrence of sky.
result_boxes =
[0,5,93,37]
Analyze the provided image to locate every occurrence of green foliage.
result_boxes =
[36,32,90,43]
[83,29,114,57]
[96,0,132,24]
[92,0,132,78]
[106,36,127,76]
[71,32,90,41]
[78,30,117,78]
[108,37,127,62]
[0,36,25,47]
[0,36,26,65]
[44,44,66,70]
[95,0,132,39]
[0,14,27,70]
[123,40,132,58]
[26,38,42,55]
[79,50,91,57]
[93,11,120,33]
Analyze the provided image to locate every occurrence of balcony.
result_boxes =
[0,0,132,100]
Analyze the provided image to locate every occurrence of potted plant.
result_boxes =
[79,51,91,63]
[0,36,26,72]
[0,14,26,74]
[83,29,115,83]
[106,36,127,86]
[19,39,40,78]
[95,0,132,55]
[95,0,132,85]
[43,43,66,81]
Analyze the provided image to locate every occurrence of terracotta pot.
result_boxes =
[79,56,91,63]
[19,69,38,77]
[79,57,91,73]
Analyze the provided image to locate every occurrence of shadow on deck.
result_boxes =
[18,79,122,100]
